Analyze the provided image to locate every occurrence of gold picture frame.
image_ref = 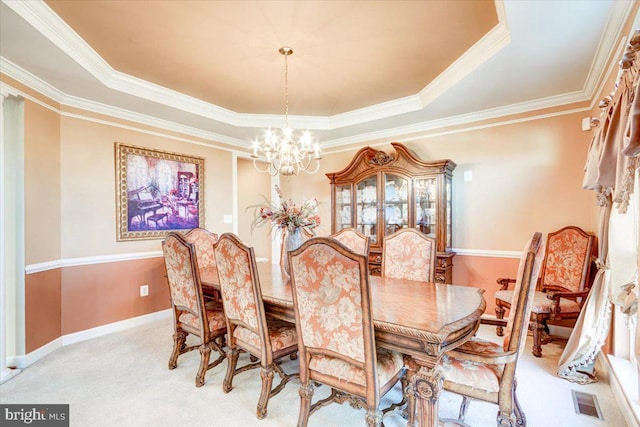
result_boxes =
[115,142,205,241]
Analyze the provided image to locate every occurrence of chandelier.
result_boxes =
[251,46,321,176]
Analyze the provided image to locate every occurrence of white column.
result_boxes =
[0,91,21,383]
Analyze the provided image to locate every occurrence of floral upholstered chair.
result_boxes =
[288,237,405,427]
[330,228,370,256]
[185,227,220,301]
[494,226,596,357]
[382,228,436,282]
[161,232,226,387]
[440,232,545,427]
[184,227,219,270]
[213,233,298,420]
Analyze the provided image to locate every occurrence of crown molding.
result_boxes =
[583,0,636,104]
[3,0,511,131]
[418,1,511,107]
[0,57,250,149]
[0,57,66,103]
[2,0,626,151]
[322,89,590,149]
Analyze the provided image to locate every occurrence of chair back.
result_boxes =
[288,237,378,395]
[331,228,370,255]
[503,232,546,354]
[213,233,270,358]
[184,227,219,270]
[539,226,595,295]
[382,228,436,282]
[162,232,207,329]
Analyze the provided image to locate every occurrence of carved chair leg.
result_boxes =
[513,380,526,427]
[497,411,516,427]
[257,366,275,419]
[383,372,408,417]
[495,305,506,337]
[223,348,239,393]
[297,383,314,427]
[364,408,382,427]
[168,330,186,369]
[530,321,544,358]
[405,369,416,426]
[196,344,212,387]
[458,396,471,422]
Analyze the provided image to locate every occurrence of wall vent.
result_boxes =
[571,390,604,420]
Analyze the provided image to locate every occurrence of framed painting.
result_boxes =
[115,142,205,241]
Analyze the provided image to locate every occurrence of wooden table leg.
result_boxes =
[405,355,444,427]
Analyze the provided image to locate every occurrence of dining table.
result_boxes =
[199,262,486,427]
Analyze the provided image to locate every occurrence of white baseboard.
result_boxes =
[7,337,62,369]
[0,367,22,385]
[62,308,172,346]
[7,309,172,370]
[604,353,640,427]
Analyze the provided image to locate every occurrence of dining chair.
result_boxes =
[382,228,436,282]
[185,227,220,301]
[330,227,370,255]
[161,232,227,387]
[288,237,406,427]
[494,226,596,357]
[213,233,299,419]
[184,227,219,270]
[439,232,545,427]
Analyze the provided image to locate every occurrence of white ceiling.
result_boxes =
[0,0,635,152]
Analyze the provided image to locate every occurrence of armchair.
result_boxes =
[494,226,596,357]
[440,232,545,427]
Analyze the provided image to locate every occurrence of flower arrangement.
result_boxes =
[250,185,321,235]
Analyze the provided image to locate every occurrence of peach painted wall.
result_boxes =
[61,258,169,335]
[25,269,61,353]
[58,115,234,258]
[454,255,520,315]
[24,100,61,264]
[237,158,272,259]
[22,97,63,354]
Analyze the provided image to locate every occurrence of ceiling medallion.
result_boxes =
[251,46,321,176]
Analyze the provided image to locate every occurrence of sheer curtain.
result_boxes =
[559,30,640,384]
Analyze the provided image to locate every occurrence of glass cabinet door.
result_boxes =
[334,185,352,231]
[383,174,409,237]
[356,176,378,244]
[415,178,437,239]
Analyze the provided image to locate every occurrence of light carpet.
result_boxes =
[0,319,626,426]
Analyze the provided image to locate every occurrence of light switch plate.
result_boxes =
[223,215,233,224]
[464,170,473,182]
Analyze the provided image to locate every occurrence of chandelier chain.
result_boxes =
[284,50,289,128]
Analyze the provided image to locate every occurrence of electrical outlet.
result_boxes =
[140,284,149,297]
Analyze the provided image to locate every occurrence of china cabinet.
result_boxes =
[327,143,456,283]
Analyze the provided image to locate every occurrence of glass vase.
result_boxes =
[280,228,305,276]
